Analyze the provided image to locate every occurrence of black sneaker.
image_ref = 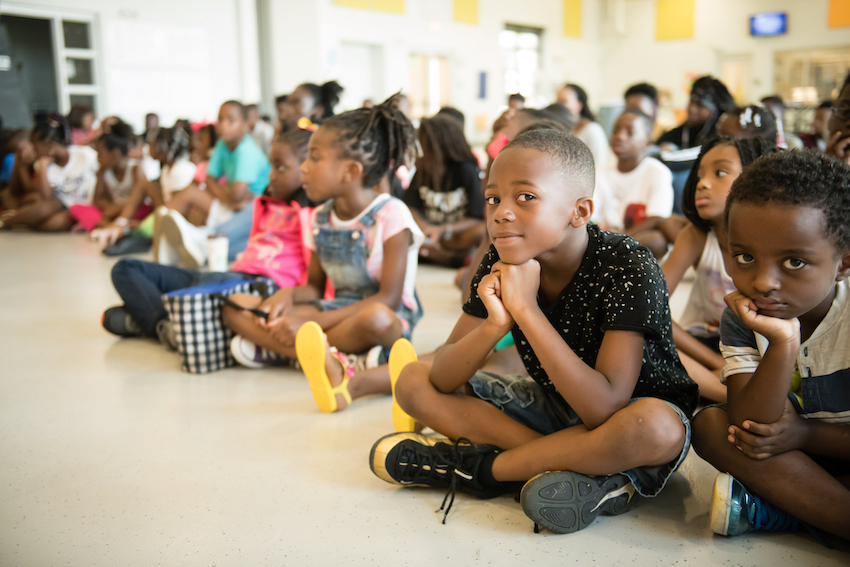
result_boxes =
[370,432,507,522]
[102,306,142,337]
[103,233,151,256]
[520,471,636,534]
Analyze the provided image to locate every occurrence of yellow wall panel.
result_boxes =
[563,0,581,38]
[454,0,478,24]
[828,0,850,27]
[334,0,405,14]
[656,0,694,41]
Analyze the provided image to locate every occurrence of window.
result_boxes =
[500,24,543,104]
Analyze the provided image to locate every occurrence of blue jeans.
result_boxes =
[111,258,244,337]
[215,202,254,261]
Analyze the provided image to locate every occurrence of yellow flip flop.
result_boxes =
[388,338,418,431]
[295,321,352,413]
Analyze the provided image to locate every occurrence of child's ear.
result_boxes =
[835,249,850,282]
[342,159,364,183]
[570,197,594,227]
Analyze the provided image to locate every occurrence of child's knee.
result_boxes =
[357,304,401,340]
[395,361,432,412]
[691,406,729,457]
[623,399,686,461]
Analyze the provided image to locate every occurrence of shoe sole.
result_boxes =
[521,471,635,534]
[159,213,203,269]
[230,336,265,369]
[295,322,340,413]
[369,431,447,486]
[709,472,734,536]
[388,339,418,432]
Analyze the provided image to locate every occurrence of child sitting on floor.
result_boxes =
[0,115,98,231]
[662,136,779,403]
[101,129,314,349]
[692,150,850,542]
[90,121,148,228]
[369,129,698,533]
[222,94,423,414]
[593,108,673,257]
[155,101,271,267]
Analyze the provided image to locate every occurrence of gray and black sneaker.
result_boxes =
[520,470,636,534]
[370,432,507,522]
[155,319,179,351]
[101,306,142,337]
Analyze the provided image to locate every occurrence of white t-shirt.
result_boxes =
[160,158,197,200]
[593,156,673,231]
[47,145,99,207]
[303,193,424,312]
[250,121,274,157]
[103,159,140,203]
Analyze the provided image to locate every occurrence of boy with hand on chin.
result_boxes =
[693,151,850,541]
[369,129,698,534]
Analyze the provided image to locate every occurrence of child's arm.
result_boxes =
[429,268,515,392]
[499,260,645,429]
[92,169,112,212]
[204,175,253,211]
[728,398,850,461]
[723,291,801,427]
[259,250,326,325]
[32,157,55,199]
[661,224,725,370]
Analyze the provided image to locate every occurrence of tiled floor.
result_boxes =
[0,232,846,566]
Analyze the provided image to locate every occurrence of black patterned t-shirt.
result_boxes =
[463,223,698,418]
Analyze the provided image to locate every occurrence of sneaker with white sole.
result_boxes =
[230,335,290,368]
[159,209,208,269]
[520,470,636,534]
[710,472,803,536]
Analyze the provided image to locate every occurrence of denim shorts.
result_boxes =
[469,370,692,498]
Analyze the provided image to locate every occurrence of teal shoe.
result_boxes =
[710,473,801,536]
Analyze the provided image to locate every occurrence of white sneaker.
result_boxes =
[152,207,178,265]
[159,210,209,269]
[230,335,289,368]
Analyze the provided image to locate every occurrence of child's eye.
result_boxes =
[734,253,754,265]
[783,258,806,270]
[277,165,287,172]
[485,196,499,205]
[517,193,535,202]
[716,170,727,177]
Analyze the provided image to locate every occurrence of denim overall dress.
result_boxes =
[310,197,422,340]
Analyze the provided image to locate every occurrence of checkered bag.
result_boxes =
[162,277,276,374]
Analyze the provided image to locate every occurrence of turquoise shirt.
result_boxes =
[207,136,271,195]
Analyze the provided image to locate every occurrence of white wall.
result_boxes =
[3,0,257,131]
[267,0,603,144]
[597,0,850,109]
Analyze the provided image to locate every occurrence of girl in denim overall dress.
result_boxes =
[224,94,424,413]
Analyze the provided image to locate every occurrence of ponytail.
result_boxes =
[32,113,70,146]
[323,92,416,188]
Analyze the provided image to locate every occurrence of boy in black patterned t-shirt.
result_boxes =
[369,129,698,534]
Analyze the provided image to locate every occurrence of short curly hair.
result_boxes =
[503,128,595,196]
[725,149,850,251]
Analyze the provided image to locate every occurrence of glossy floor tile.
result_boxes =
[0,232,846,566]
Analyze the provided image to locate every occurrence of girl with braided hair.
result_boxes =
[1,114,98,231]
[224,94,424,413]
[661,136,780,403]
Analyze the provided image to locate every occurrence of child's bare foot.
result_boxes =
[324,340,350,411]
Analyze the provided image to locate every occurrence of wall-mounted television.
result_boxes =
[750,12,788,37]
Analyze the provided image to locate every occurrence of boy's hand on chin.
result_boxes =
[724,291,801,346]
[494,259,541,322]
[478,271,514,333]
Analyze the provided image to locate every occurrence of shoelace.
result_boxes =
[436,437,477,524]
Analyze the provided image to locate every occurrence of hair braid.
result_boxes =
[324,93,416,188]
